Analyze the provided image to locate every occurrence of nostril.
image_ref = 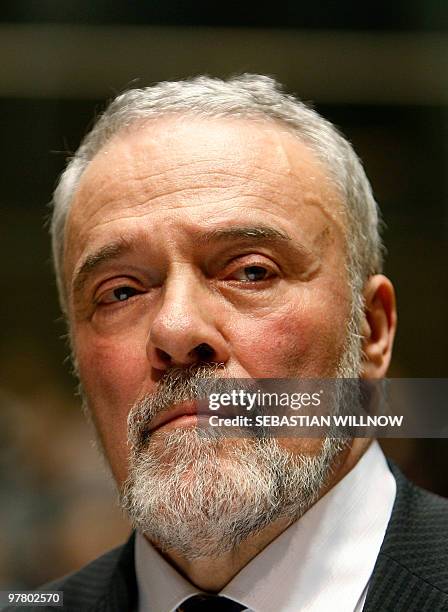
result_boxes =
[156,348,172,364]
[194,343,215,362]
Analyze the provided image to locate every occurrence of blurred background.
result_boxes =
[1,0,447,590]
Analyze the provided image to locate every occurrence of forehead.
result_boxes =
[65,116,345,275]
[82,114,329,175]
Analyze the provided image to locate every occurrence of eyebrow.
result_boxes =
[200,225,316,264]
[72,239,132,297]
[71,224,304,298]
[201,225,292,244]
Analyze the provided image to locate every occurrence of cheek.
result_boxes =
[229,291,349,377]
[74,325,149,484]
[76,331,148,407]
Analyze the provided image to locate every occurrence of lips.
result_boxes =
[148,400,208,433]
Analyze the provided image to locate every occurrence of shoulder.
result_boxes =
[383,463,448,567]
[4,534,136,612]
[40,543,126,609]
[365,463,448,611]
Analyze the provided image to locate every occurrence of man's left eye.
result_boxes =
[112,287,139,301]
[97,286,141,305]
[233,266,272,282]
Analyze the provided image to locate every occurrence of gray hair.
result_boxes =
[51,74,383,314]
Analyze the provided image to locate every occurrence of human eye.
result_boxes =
[222,256,281,285]
[95,283,143,306]
[231,265,274,282]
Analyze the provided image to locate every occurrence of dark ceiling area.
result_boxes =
[2,0,448,30]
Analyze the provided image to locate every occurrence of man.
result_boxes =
[20,75,448,610]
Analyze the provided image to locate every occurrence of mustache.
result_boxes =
[127,362,230,450]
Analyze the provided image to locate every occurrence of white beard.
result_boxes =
[121,428,347,558]
[119,315,363,559]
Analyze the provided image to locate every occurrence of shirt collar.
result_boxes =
[135,441,396,612]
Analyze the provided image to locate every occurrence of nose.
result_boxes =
[147,275,230,370]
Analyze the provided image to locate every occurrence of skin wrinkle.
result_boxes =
[269,125,347,230]
[71,255,326,329]
[68,196,275,250]
[68,130,343,243]
[87,268,319,330]
[66,198,344,296]
[72,183,310,230]
[113,113,343,197]
[69,117,345,242]
[67,197,336,273]
[71,225,321,305]
[66,206,331,315]
[75,278,345,353]
[128,165,293,188]
[125,166,322,199]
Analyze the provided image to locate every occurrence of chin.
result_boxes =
[119,429,347,558]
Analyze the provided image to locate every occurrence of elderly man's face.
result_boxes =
[65,117,352,489]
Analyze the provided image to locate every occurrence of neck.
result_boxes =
[146,437,372,592]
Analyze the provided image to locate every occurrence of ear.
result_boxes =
[360,274,397,379]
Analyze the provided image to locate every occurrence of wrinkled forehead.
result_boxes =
[87,113,324,173]
[72,114,344,213]
[64,116,347,274]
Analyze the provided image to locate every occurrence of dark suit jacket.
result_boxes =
[8,463,448,611]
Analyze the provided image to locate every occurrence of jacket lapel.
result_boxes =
[363,462,448,611]
[94,531,138,612]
